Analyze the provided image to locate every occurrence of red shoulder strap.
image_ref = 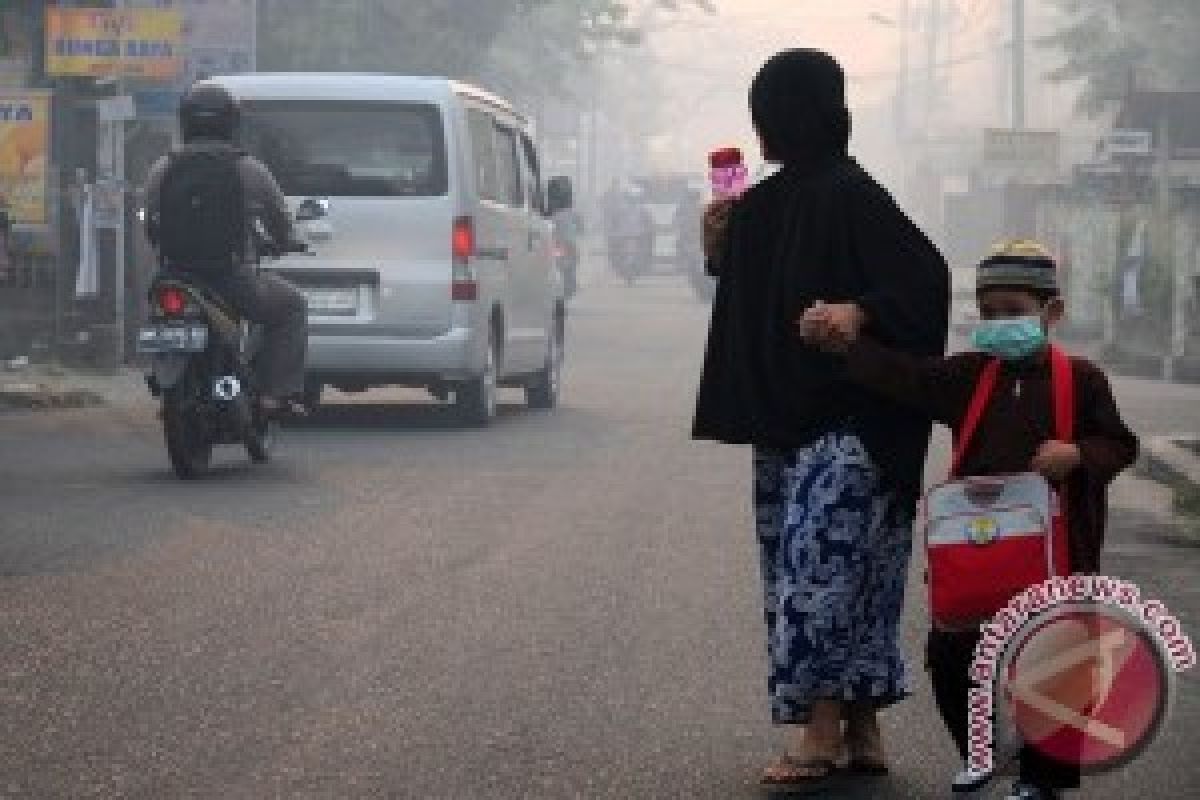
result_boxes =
[1050,345,1075,441]
[950,358,1002,478]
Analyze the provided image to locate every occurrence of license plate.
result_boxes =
[137,323,209,353]
[303,287,359,315]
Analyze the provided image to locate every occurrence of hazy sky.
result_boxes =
[640,1,1088,173]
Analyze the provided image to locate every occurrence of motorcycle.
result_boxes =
[607,234,649,286]
[137,230,308,479]
[605,200,654,287]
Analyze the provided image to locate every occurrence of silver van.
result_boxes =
[206,74,571,425]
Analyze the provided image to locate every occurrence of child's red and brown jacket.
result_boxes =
[843,340,1140,573]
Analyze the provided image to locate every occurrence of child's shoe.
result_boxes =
[1003,782,1060,800]
[951,763,994,793]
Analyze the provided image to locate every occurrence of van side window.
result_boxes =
[519,133,545,214]
[493,126,524,209]
[467,109,500,204]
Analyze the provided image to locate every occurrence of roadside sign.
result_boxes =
[0,89,51,227]
[1105,129,1154,158]
[96,95,136,123]
[45,8,183,81]
[983,128,1061,169]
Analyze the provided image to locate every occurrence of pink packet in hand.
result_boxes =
[709,147,748,200]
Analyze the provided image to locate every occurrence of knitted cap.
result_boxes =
[977,239,1059,293]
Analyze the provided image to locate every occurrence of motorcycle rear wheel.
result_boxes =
[163,392,213,479]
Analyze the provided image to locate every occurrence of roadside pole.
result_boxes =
[1104,158,1128,356]
[1160,114,1184,381]
[113,0,128,367]
[1012,0,1025,130]
[114,91,126,366]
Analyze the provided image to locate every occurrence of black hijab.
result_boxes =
[692,50,950,501]
[750,49,851,168]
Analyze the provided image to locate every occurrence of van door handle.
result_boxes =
[477,246,509,261]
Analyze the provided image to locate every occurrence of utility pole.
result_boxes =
[925,0,940,129]
[1160,114,1183,381]
[897,0,910,140]
[1012,0,1026,129]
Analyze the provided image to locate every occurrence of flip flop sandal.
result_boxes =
[760,755,840,791]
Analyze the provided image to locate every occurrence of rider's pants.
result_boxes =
[200,266,308,398]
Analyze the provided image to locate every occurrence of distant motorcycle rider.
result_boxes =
[144,83,307,414]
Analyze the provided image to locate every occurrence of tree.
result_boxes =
[1041,0,1200,115]
[257,0,713,99]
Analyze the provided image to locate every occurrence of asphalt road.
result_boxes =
[2,263,1198,799]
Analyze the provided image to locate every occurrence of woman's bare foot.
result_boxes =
[763,700,845,783]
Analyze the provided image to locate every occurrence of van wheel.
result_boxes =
[526,318,564,410]
[454,331,499,426]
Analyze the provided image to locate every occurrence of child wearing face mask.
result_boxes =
[797,240,1139,800]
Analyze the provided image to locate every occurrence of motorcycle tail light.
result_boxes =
[157,286,190,316]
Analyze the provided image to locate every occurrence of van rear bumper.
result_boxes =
[305,325,481,381]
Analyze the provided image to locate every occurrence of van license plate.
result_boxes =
[303,288,358,315]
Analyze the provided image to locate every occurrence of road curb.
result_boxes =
[1140,435,1200,490]
[0,381,106,412]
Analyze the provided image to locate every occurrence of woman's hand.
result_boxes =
[1030,440,1081,482]
[795,301,867,352]
[702,197,734,263]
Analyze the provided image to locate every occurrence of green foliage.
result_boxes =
[1041,0,1200,114]
[257,0,712,99]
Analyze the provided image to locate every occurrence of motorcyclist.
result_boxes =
[551,205,583,297]
[605,184,653,276]
[144,83,307,415]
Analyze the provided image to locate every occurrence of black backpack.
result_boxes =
[157,146,247,270]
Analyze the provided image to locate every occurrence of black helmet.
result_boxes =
[179,83,240,142]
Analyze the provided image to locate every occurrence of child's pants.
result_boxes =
[926,629,1081,790]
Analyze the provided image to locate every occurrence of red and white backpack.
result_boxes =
[924,346,1074,631]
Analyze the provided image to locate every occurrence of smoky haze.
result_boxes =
[2,4,1200,799]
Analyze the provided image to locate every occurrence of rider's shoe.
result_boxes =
[260,396,307,419]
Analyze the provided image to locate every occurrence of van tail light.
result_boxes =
[157,286,190,316]
[451,216,478,302]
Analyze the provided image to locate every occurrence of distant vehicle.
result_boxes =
[605,195,654,286]
[206,74,572,425]
[630,173,707,279]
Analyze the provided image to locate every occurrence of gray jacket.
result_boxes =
[144,140,294,266]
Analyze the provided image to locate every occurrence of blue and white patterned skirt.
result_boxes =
[753,432,915,724]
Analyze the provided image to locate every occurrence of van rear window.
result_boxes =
[240,101,447,197]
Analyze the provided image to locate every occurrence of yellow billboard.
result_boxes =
[46,8,182,80]
[0,90,50,227]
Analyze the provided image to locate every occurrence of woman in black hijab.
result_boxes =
[693,50,949,787]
